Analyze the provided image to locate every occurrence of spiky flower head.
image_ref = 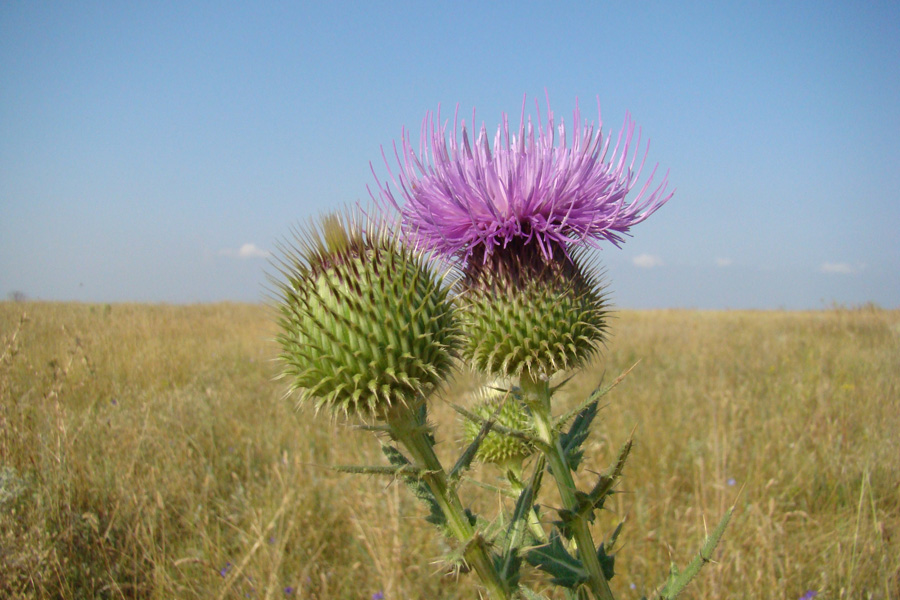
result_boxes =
[272,210,460,419]
[372,95,672,264]
[458,241,608,380]
[463,381,535,469]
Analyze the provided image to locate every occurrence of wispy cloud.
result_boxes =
[819,262,864,275]
[633,253,664,268]
[715,257,733,267]
[220,243,270,259]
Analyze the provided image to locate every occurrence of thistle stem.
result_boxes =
[505,466,549,544]
[390,408,511,600]
[520,376,616,600]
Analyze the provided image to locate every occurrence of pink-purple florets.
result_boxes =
[371,97,673,263]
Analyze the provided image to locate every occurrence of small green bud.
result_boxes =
[458,243,608,380]
[273,210,460,418]
[463,381,535,469]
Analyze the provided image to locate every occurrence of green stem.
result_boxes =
[390,408,511,600]
[520,376,616,600]
[505,466,549,544]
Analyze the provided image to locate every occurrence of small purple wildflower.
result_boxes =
[727,477,737,487]
[372,95,672,263]
[371,592,384,600]
[283,586,294,596]
[799,591,818,600]
[219,562,232,577]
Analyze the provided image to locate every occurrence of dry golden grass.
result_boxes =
[1,302,897,599]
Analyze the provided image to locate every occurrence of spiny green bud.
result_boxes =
[463,381,535,469]
[458,242,608,380]
[273,210,460,418]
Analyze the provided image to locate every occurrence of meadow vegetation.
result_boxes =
[1,301,897,599]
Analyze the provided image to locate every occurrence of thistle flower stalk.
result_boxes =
[520,375,615,600]
[387,409,512,600]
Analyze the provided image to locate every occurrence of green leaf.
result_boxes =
[464,507,478,527]
[498,456,545,588]
[555,363,640,431]
[596,520,624,581]
[493,551,522,592]
[518,588,552,600]
[448,400,502,484]
[525,531,588,589]
[658,506,733,599]
[577,436,634,521]
[381,444,445,527]
[554,435,634,540]
[558,400,598,472]
[330,464,422,476]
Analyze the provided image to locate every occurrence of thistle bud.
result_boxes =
[458,242,608,380]
[273,211,459,418]
[463,381,535,469]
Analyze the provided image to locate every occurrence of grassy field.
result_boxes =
[1,302,897,599]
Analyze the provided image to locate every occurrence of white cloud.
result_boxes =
[633,253,664,268]
[715,257,733,267]
[220,243,270,259]
[819,262,863,275]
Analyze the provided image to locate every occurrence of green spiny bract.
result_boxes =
[462,382,535,469]
[273,211,460,418]
[457,242,608,380]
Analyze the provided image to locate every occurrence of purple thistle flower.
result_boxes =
[372,95,672,263]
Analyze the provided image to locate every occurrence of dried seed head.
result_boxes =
[273,210,460,418]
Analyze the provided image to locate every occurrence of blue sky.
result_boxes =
[2,1,898,309]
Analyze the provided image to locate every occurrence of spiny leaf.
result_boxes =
[464,507,478,527]
[596,520,624,581]
[658,506,733,599]
[493,552,522,592]
[554,385,605,430]
[448,395,507,483]
[499,456,546,586]
[554,437,633,538]
[525,531,588,590]
[448,427,488,483]
[330,464,422,476]
[558,400,599,472]
[463,477,520,499]
[352,424,393,433]
[477,508,510,547]
[578,436,635,520]
[380,445,445,527]
[554,361,640,429]
[443,529,491,576]
[518,588,551,600]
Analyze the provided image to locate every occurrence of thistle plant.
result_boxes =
[274,97,732,599]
